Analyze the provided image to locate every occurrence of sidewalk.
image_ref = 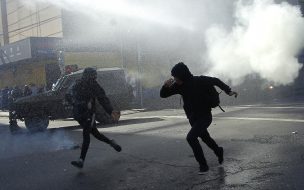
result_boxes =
[0,111,8,117]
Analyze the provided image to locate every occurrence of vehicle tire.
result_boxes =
[24,116,49,132]
[9,123,21,134]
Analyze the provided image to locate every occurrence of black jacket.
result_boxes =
[71,79,113,119]
[160,76,231,120]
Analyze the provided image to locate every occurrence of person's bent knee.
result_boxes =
[186,134,196,143]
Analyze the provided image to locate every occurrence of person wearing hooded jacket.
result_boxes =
[160,62,238,174]
[69,67,122,169]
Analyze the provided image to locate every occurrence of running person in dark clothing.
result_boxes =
[160,62,238,174]
[69,68,122,169]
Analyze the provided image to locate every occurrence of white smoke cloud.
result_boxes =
[21,0,304,86]
[0,129,77,159]
[22,0,195,31]
[205,0,304,85]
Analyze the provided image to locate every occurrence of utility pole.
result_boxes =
[136,42,144,109]
[1,0,9,45]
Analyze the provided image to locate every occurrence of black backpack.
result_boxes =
[209,86,225,112]
[209,86,220,108]
[196,76,225,112]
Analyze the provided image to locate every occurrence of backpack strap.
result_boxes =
[218,105,225,112]
[217,90,225,112]
[180,95,183,107]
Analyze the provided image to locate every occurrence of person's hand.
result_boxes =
[164,78,175,88]
[229,91,238,98]
[111,111,121,121]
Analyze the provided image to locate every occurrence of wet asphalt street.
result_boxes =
[1,104,304,190]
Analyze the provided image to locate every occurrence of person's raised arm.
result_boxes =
[160,78,180,98]
[204,76,238,97]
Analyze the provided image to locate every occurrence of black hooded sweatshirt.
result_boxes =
[71,79,113,120]
[160,63,231,120]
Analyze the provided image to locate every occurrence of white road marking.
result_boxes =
[122,115,304,123]
[121,115,186,120]
[231,106,304,109]
[214,117,304,123]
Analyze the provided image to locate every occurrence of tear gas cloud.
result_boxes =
[22,0,233,49]
[0,130,76,159]
[205,0,304,85]
[22,0,304,86]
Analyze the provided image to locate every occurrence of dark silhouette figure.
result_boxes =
[11,86,23,101]
[8,86,23,132]
[23,85,32,97]
[160,62,237,174]
[68,67,121,169]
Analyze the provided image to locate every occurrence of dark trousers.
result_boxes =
[77,118,111,161]
[187,113,220,166]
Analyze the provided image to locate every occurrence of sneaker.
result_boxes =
[110,139,122,152]
[198,164,209,175]
[217,147,224,164]
[71,160,84,169]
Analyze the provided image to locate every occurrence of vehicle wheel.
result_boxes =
[9,112,21,134]
[24,116,49,132]
[9,123,21,134]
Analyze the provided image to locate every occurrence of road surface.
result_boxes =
[1,104,304,190]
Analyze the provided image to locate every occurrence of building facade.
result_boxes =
[0,0,62,45]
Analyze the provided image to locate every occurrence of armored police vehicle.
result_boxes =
[10,68,133,132]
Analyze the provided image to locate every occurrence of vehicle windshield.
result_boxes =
[52,76,66,91]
